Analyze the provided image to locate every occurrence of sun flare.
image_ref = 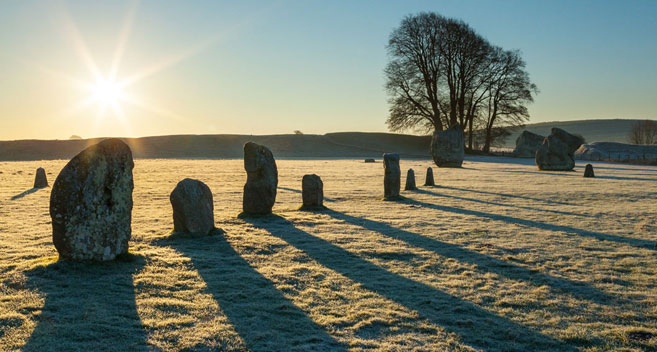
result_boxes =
[90,78,124,107]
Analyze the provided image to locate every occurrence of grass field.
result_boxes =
[1,157,656,351]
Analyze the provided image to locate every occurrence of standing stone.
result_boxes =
[34,167,48,188]
[431,125,464,167]
[383,153,401,199]
[404,169,417,191]
[301,174,324,208]
[364,158,375,163]
[50,139,134,261]
[243,142,278,214]
[170,178,214,234]
[424,167,435,186]
[535,128,584,171]
[513,131,545,158]
[584,164,595,178]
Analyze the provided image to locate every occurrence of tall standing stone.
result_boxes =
[513,130,545,158]
[583,164,595,178]
[535,128,584,171]
[431,125,464,167]
[383,153,401,200]
[170,178,215,234]
[301,174,324,208]
[34,167,48,188]
[243,142,278,214]
[424,167,435,186]
[404,169,417,191]
[50,139,134,261]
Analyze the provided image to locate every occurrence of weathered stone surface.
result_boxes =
[243,142,278,214]
[383,153,400,199]
[34,167,48,188]
[50,138,134,261]
[404,168,417,190]
[404,169,417,191]
[431,125,464,167]
[364,158,375,163]
[302,174,323,208]
[584,164,595,178]
[170,178,214,234]
[513,131,545,158]
[424,167,435,186]
[535,128,584,171]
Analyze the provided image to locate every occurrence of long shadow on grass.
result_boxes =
[161,232,345,351]
[11,188,40,200]
[324,209,616,307]
[23,254,149,352]
[279,186,335,202]
[245,215,573,352]
[434,185,573,206]
[414,188,591,218]
[405,198,657,250]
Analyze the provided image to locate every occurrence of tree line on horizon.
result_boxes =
[385,12,537,152]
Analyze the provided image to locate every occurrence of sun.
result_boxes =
[90,78,124,108]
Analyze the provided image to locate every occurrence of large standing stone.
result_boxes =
[34,167,48,188]
[404,169,417,191]
[513,131,545,158]
[301,174,324,208]
[243,142,278,214]
[49,139,134,261]
[170,178,214,234]
[535,128,584,171]
[383,153,401,199]
[584,164,595,178]
[431,125,464,167]
[424,167,435,186]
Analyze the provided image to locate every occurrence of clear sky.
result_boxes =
[0,0,655,140]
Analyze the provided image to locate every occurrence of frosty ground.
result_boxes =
[1,156,656,351]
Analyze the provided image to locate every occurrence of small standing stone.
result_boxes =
[404,169,417,191]
[34,167,48,188]
[302,174,324,208]
[50,138,134,261]
[170,178,215,235]
[383,153,401,199]
[364,159,375,163]
[424,167,435,186]
[584,164,595,178]
[242,142,278,214]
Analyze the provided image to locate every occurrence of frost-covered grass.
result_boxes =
[1,157,656,351]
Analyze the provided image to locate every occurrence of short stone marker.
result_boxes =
[404,168,417,191]
[242,142,278,215]
[50,138,134,261]
[383,153,401,200]
[364,158,375,163]
[301,174,324,209]
[170,178,215,235]
[584,164,595,178]
[34,167,48,188]
[424,167,435,186]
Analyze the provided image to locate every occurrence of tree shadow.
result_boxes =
[23,254,150,352]
[11,188,40,200]
[413,188,591,218]
[158,231,345,351]
[323,209,617,308]
[404,198,657,250]
[244,215,573,352]
[435,185,573,206]
[278,186,335,202]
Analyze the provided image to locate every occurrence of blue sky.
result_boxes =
[0,0,655,139]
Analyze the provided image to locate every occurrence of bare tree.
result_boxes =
[629,120,657,144]
[385,12,537,154]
